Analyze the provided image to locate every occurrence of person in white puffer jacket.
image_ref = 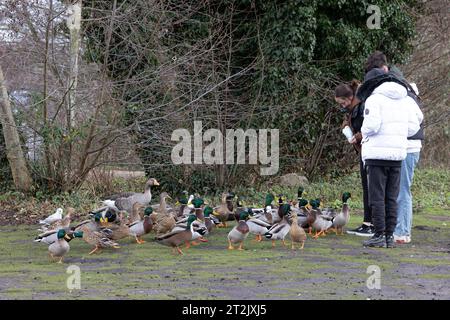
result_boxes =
[360,69,421,249]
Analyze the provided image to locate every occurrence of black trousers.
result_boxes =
[366,164,401,236]
[359,158,372,223]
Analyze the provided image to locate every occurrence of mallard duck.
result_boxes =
[233,196,250,221]
[247,210,272,242]
[156,215,207,255]
[204,206,220,233]
[39,208,63,225]
[251,193,277,224]
[226,192,237,221]
[190,197,207,221]
[309,200,333,239]
[101,211,132,241]
[265,204,291,247]
[330,192,351,235]
[176,198,209,246]
[129,207,153,244]
[71,211,104,233]
[213,193,233,227]
[150,192,176,234]
[151,192,172,213]
[103,178,159,212]
[78,225,120,255]
[174,191,194,218]
[227,211,250,250]
[297,187,306,205]
[47,229,82,263]
[88,206,119,226]
[35,228,78,245]
[289,212,307,250]
[293,198,309,226]
[129,202,144,224]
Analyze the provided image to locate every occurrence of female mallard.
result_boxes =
[78,225,120,255]
[47,229,82,263]
[151,193,176,234]
[289,211,307,250]
[130,202,145,224]
[213,193,233,227]
[156,215,207,255]
[103,178,160,213]
[264,204,291,247]
[101,211,132,241]
[227,211,250,250]
[331,192,351,235]
[129,207,154,244]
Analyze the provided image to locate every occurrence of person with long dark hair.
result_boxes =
[334,80,375,237]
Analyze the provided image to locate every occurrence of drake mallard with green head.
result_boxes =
[156,215,207,255]
[265,204,291,247]
[247,208,272,242]
[227,211,250,250]
[47,229,82,263]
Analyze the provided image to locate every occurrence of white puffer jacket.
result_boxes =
[361,82,421,162]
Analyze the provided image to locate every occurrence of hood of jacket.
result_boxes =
[373,82,407,100]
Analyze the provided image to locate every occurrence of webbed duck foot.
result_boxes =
[88,246,99,255]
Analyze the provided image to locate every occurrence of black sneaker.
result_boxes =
[346,224,375,237]
[386,235,395,248]
[363,234,386,248]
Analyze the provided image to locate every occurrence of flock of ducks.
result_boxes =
[33,178,351,263]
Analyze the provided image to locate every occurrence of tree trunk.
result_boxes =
[0,65,33,192]
[65,0,82,189]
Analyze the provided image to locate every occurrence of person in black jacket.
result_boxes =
[334,80,375,237]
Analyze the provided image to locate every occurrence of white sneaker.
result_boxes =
[394,234,411,244]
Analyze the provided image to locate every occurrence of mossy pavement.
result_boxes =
[0,206,448,300]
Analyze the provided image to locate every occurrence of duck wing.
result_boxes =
[103,192,136,201]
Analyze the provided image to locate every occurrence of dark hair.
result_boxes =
[335,79,360,98]
[365,51,388,73]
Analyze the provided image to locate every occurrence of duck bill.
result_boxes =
[199,237,208,242]
[154,180,160,186]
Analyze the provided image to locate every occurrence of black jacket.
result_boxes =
[356,71,424,140]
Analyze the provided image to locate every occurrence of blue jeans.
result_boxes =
[395,152,420,237]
